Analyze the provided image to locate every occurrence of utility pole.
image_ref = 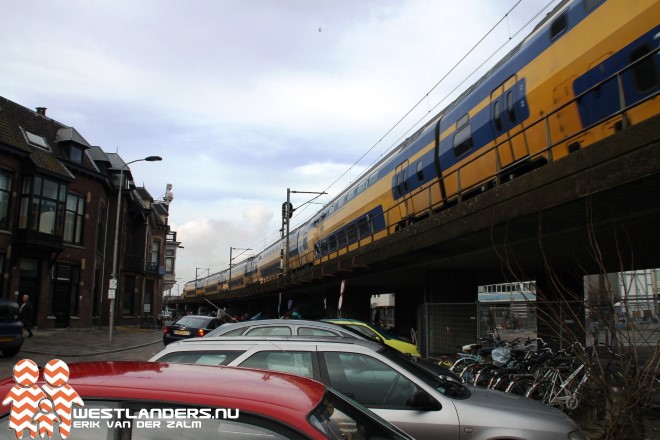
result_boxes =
[283,188,326,274]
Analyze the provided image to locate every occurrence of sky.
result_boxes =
[2,0,558,291]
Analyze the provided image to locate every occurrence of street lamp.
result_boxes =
[283,188,326,274]
[228,247,252,291]
[109,155,162,342]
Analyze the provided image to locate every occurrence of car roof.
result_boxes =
[0,361,325,416]
[208,319,363,333]
[163,335,385,352]
[177,314,218,319]
[323,318,368,325]
[217,319,341,327]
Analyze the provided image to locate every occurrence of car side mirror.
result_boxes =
[406,390,441,410]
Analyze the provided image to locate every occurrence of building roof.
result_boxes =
[0,96,99,180]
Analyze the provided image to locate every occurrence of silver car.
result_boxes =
[150,337,586,440]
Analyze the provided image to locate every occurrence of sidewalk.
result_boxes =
[0,326,164,380]
[20,326,162,357]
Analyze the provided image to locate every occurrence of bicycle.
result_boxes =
[525,361,590,412]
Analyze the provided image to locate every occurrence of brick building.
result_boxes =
[0,96,175,330]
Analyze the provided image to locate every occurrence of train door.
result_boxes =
[549,75,581,161]
[392,160,409,227]
[489,75,530,178]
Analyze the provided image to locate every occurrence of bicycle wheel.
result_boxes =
[526,380,554,404]
[451,358,475,375]
[460,363,481,385]
[474,365,499,388]
[506,377,535,395]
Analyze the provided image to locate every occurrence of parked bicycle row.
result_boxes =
[438,333,624,415]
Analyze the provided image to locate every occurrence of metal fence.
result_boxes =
[421,298,658,358]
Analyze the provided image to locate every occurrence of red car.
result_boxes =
[0,361,413,440]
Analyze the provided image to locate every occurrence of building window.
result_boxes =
[23,130,51,151]
[123,276,136,316]
[165,248,175,274]
[50,264,80,316]
[69,145,84,164]
[18,176,66,235]
[63,193,85,244]
[96,205,106,254]
[0,170,12,230]
[151,240,161,266]
[0,253,4,297]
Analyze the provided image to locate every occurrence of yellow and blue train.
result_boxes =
[185,0,659,299]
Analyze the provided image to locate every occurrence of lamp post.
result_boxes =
[109,155,162,342]
[284,188,326,274]
[229,247,252,291]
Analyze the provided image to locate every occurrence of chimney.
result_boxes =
[35,107,47,116]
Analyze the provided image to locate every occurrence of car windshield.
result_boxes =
[0,302,19,320]
[378,346,470,399]
[309,389,412,440]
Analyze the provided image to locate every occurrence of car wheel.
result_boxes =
[1,348,21,357]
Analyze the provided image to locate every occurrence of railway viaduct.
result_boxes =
[177,114,660,354]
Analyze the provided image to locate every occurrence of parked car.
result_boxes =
[0,299,23,357]
[0,361,414,440]
[323,318,421,357]
[150,337,586,440]
[162,315,223,345]
[205,318,460,382]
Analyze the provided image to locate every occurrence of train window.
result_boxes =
[453,124,473,157]
[394,174,401,196]
[416,160,424,181]
[402,169,409,191]
[506,91,516,122]
[630,45,657,92]
[550,12,567,41]
[347,223,358,244]
[456,113,469,129]
[493,100,503,131]
[357,217,370,238]
[368,173,377,186]
[583,0,604,12]
[328,235,337,253]
[337,229,347,249]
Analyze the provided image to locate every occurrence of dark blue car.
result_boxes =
[0,299,23,357]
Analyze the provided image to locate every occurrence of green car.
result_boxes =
[323,318,421,357]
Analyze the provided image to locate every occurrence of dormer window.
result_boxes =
[69,145,84,164]
[23,129,51,151]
